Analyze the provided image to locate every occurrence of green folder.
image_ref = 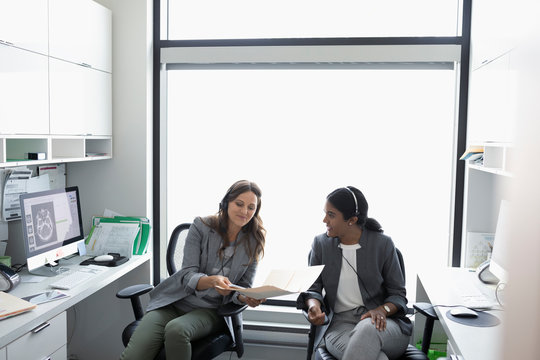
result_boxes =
[90,216,151,255]
[113,216,151,255]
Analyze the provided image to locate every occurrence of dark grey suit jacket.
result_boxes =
[147,216,258,341]
[297,229,412,348]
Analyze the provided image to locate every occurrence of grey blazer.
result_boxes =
[147,216,258,340]
[296,229,412,348]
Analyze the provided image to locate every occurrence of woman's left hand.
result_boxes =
[240,294,266,308]
[361,309,387,331]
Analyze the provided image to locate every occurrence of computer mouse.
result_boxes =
[94,254,114,262]
[450,306,478,318]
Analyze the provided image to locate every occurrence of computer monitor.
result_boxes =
[19,186,85,276]
[490,199,510,283]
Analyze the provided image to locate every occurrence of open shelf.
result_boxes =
[0,135,112,168]
[465,142,513,176]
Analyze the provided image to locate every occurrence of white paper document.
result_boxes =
[85,222,140,257]
[38,164,66,190]
[221,265,325,300]
[2,169,50,221]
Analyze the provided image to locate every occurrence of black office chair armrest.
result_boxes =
[413,302,439,355]
[117,283,154,299]
[116,284,154,321]
[216,303,248,317]
[413,302,438,320]
[302,310,329,325]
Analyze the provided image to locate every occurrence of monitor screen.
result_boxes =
[19,186,84,276]
[490,199,510,283]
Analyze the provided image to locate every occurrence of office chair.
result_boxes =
[302,248,437,360]
[116,222,248,360]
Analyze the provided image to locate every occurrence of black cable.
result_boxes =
[340,252,375,303]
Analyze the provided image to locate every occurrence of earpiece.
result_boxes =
[343,187,359,216]
[219,186,233,212]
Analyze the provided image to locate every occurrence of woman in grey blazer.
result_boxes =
[121,180,266,360]
[297,186,412,360]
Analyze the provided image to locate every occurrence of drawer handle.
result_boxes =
[32,322,51,333]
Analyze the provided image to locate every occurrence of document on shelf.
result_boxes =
[218,265,324,300]
[85,222,140,258]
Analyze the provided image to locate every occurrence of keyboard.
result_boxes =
[456,279,499,310]
[50,269,97,290]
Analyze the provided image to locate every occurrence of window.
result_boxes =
[165,0,461,40]
[166,67,456,296]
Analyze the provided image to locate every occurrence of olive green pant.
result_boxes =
[120,304,226,360]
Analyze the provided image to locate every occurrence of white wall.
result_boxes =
[502,0,540,357]
[66,1,153,359]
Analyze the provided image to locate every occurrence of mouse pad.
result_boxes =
[446,310,501,327]
[80,253,128,267]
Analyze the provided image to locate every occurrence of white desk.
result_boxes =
[416,268,504,360]
[0,254,150,359]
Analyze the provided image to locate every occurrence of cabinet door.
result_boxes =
[470,0,514,69]
[0,44,49,135]
[49,58,112,136]
[0,0,48,54]
[49,0,112,72]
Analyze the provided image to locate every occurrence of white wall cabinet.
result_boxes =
[50,58,112,136]
[470,0,515,70]
[0,0,112,168]
[0,44,49,135]
[0,0,48,55]
[49,0,112,73]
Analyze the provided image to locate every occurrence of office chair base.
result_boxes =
[315,344,428,360]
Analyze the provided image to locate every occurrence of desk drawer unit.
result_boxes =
[6,312,67,360]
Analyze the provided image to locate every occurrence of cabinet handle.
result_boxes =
[81,62,92,68]
[32,322,51,333]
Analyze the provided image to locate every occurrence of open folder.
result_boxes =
[220,265,324,300]
[0,291,36,320]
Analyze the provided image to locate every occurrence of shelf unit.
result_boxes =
[460,142,513,267]
[0,135,112,168]
[0,0,112,170]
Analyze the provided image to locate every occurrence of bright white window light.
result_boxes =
[166,68,455,296]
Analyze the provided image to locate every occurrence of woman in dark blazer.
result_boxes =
[121,180,266,360]
[297,186,412,360]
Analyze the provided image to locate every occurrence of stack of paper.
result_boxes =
[459,145,484,161]
[85,216,151,257]
[0,291,36,320]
